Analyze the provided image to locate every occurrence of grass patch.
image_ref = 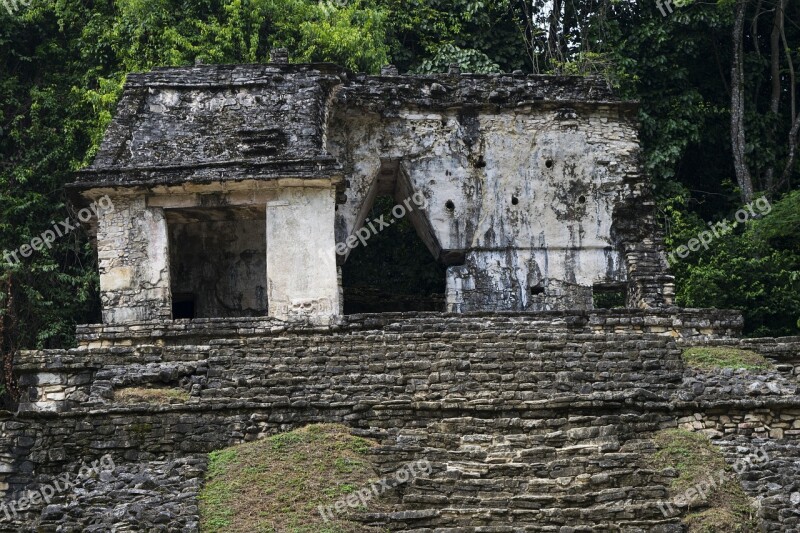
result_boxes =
[199,423,391,533]
[646,429,758,532]
[114,386,190,405]
[682,346,772,371]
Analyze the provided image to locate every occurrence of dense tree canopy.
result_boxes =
[1,0,798,394]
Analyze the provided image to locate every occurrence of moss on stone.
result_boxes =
[199,423,390,533]
[646,429,758,532]
[682,346,772,371]
[114,386,190,404]
[128,422,153,437]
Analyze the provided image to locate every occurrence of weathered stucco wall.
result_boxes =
[327,105,640,312]
[96,196,172,323]
[266,187,340,322]
[71,63,674,324]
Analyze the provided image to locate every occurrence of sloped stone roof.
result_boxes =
[70,62,632,191]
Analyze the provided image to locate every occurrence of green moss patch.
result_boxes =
[682,346,772,371]
[646,429,758,532]
[199,423,390,533]
[113,386,190,404]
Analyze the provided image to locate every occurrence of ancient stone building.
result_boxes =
[1,57,798,533]
[68,53,673,325]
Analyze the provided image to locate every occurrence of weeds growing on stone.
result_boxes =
[681,347,772,371]
[113,387,190,404]
[199,423,391,533]
[646,428,758,532]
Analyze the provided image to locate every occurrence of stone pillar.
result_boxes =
[622,240,676,309]
[97,196,172,323]
[266,187,340,323]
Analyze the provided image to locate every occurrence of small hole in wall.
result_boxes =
[530,286,545,296]
[511,195,519,205]
[473,156,487,168]
[593,285,626,308]
[445,200,455,211]
[578,195,586,204]
[335,205,339,211]
[545,159,554,168]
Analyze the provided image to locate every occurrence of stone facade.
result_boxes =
[68,58,674,325]
[5,58,797,532]
[1,311,799,531]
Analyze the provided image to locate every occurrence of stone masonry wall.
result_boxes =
[328,99,673,312]
[73,64,675,325]
[681,336,800,381]
[2,310,798,531]
[96,196,172,324]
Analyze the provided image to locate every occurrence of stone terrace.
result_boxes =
[3,310,798,531]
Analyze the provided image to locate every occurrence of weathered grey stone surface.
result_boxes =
[0,455,205,532]
[67,61,674,324]
[715,438,800,532]
[2,311,798,531]
[682,336,800,382]
[72,64,345,188]
[13,60,791,532]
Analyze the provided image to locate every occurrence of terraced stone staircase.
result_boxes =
[359,419,681,531]
[2,310,796,531]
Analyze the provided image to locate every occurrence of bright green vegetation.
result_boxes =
[647,429,758,532]
[199,423,389,533]
[682,346,773,371]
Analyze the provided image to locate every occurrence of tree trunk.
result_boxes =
[764,0,787,192]
[547,0,563,69]
[780,2,795,123]
[779,113,800,188]
[731,0,755,204]
[769,0,783,115]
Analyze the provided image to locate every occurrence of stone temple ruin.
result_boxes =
[69,52,673,324]
[1,55,799,532]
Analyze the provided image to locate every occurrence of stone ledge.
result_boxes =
[66,309,743,348]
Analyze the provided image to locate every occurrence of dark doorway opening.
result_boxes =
[172,293,196,319]
[342,193,447,314]
[166,205,267,319]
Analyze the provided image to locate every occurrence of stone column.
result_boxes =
[96,196,172,323]
[266,187,340,323]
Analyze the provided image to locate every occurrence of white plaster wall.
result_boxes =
[327,106,638,310]
[266,187,340,323]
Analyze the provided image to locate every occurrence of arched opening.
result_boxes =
[341,163,446,314]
